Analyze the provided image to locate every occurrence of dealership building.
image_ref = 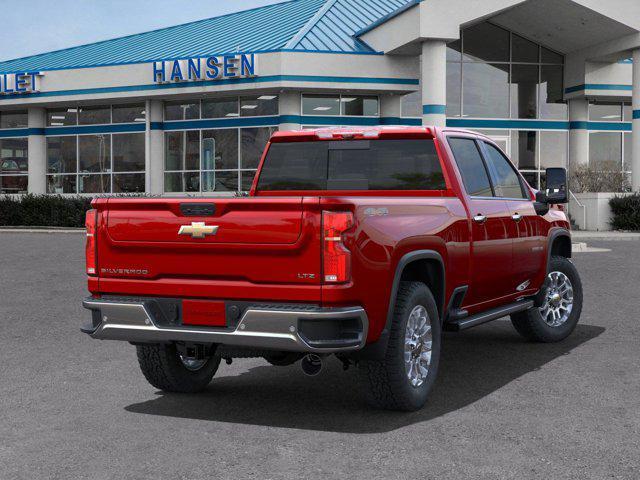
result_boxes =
[0,0,639,208]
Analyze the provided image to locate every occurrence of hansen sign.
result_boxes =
[153,53,257,84]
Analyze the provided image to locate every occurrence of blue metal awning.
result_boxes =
[0,0,413,74]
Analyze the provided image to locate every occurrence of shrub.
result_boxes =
[570,165,630,193]
[609,194,640,231]
[0,195,93,228]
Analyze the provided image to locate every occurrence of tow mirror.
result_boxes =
[541,167,568,204]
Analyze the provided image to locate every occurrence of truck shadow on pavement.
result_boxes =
[125,321,604,434]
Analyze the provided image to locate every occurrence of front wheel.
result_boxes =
[136,343,221,393]
[511,255,583,343]
[358,281,441,411]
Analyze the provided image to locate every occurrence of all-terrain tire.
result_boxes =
[511,256,583,343]
[358,281,441,411]
[136,343,221,393]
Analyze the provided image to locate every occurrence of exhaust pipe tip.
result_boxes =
[301,354,323,377]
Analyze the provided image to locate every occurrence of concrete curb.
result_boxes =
[572,231,640,242]
[572,242,611,253]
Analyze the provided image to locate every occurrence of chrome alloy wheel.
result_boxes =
[179,355,208,372]
[404,305,433,388]
[539,271,574,327]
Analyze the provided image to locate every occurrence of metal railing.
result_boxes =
[569,190,587,230]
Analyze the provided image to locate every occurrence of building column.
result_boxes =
[421,40,447,127]
[379,94,403,124]
[568,97,589,173]
[632,48,640,192]
[279,92,301,131]
[146,99,163,195]
[27,107,46,194]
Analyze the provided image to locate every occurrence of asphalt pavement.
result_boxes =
[0,233,638,480]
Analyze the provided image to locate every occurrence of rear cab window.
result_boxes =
[256,139,447,192]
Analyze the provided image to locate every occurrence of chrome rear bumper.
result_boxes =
[82,298,368,353]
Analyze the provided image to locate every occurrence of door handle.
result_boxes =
[512,213,523,222]
[473,214,487,224]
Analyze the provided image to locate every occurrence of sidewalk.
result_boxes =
[572,231,640,241]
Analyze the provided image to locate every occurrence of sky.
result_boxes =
[0,0,286,62]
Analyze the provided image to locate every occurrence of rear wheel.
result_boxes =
[358,281,441,411]
[511,256,583,343]
[136,343,221,393]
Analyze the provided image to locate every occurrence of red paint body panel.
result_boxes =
[87,126,571,346]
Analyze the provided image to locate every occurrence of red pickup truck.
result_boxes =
[82,126,582,411]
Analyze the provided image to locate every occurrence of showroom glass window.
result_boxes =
[406,22,566,121]
[0,112,29,193]
[0,110,28,129]
[0,137,28,193]
[44,103,146,193]
[46,134,145,194]
[302,94,379,116]
[587,101,632,188]
[165,101,200,121]
[163,96,279,193]
[444,22,566,120]
[163,127,276,194]
[166,96,279,121]
[47,104,145,127]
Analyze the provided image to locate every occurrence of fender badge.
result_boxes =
[178,222,219,239]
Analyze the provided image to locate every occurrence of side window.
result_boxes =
[447,137,494,197]
[482,142,528,199]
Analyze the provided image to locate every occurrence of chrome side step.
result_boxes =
[444,300,534,332]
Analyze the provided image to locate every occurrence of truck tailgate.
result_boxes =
[106,197,304,244]
[95,197,321,301]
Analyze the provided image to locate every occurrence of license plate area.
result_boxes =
[182,300,227,327]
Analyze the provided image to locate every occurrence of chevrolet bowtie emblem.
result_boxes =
[178,222,219,239]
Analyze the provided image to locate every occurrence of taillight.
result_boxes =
[85,209,97,276]
[322,211,354,284]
